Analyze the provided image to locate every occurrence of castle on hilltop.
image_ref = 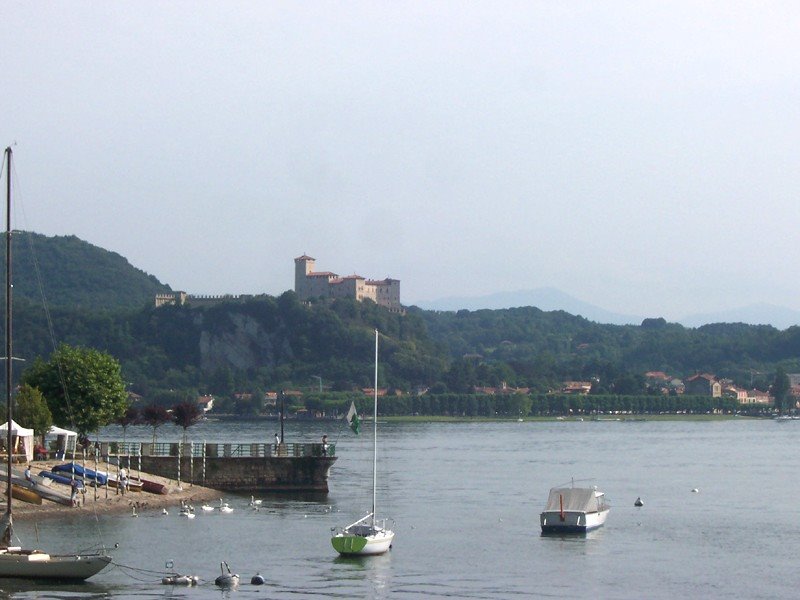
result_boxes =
[154,255,402,312]
[294,255,402,312]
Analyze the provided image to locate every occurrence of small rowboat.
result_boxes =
[140,479,168,495]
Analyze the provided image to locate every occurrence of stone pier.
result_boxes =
[100,442,337,493]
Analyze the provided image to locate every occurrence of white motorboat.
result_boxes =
[540,484,610,534]
[0,147,112,580]
[331,329,395,556]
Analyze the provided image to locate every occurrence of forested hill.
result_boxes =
[6,290,800,404]
[7,232,170,310]
[3,233,800,397]
[414,308,800,391]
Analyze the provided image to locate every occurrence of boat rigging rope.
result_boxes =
[6,156,79,430]
[22,230,78,430]
[109,560,199,584]
[106,562,163,583]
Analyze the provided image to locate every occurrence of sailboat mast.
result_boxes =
[372,328,378,528]
[3,147,13,544]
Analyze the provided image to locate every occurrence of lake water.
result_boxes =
[4,418,798,599]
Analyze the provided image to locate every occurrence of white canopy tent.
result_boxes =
[46,425,78,456]
[0,419,34,462]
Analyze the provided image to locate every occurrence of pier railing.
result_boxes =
[98,441,335,459]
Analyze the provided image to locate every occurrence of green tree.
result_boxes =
[772,367,791,413]
[14,384,53,439]
[21,344,128,436]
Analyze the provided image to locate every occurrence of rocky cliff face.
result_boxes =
[198,312,286,372]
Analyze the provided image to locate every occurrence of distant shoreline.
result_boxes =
[207,413,759,424]
[380,414,754,423]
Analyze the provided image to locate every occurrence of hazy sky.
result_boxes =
[2,2,799,320]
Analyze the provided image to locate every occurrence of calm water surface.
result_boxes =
[3,419,797,599]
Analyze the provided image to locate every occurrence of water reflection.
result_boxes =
[329,553,393,599]
[0,580,113,599]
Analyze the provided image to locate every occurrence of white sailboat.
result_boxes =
[331,329,394,555]
[0,147,112,579]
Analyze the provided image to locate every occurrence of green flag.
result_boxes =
[345,401,360,435]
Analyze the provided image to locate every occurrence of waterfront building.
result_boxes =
[684,373,722,397]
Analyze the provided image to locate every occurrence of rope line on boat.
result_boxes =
[108,564,156,583]
[110,560,172,582]
[16,203,79,436]
[23,228,78,430]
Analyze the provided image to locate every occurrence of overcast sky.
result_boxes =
[2,2,798,320]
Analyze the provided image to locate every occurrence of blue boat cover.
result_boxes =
[38,470,85,489]
[52,462,108,485]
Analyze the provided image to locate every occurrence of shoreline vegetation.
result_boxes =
[208,412,755,424]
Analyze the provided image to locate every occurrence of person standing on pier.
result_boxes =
[70,479,80,507]
[119,467,128,495]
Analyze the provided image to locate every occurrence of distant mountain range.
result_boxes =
[412,288,800,330]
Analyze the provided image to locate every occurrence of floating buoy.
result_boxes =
[162,574,199,585]
[691,488,699,493]
[634,497,643,507]
[251,572,266,585]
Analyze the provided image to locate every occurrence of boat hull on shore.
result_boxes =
[6,485,42,505]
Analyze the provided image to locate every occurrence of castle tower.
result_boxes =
[294,255,315,300]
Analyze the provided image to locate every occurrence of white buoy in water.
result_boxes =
[634,497,644,507]
[691,488,699,493]
[162,574,199,585]
[251,572,266,585]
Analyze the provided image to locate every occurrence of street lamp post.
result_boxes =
[279,389,285,444]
